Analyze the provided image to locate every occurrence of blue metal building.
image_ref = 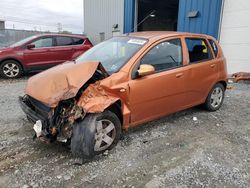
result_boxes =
[84,0,250,74]
[124,0,223,39]
[84,0,249,74]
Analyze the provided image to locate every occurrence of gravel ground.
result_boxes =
[0,78,249,188]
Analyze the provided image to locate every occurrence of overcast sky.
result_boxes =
[0,0,84,33]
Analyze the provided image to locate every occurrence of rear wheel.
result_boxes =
[204,83,225,111]
[0,60,23,78]
[71,110,121,159]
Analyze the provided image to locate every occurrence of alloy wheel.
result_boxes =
[94,119,116,152]
[210,87,223,108]
[3,63,20,78]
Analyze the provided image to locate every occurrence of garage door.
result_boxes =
[219,0,250,74]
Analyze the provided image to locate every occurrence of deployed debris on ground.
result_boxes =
[232,72,250,82]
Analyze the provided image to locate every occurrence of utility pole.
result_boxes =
[57,22,62,33]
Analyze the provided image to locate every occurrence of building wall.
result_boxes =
[178,0,222,39]
[0,21,5,30]
[84,0,124,44]
[219,0,250,73]
[123,0,222,39]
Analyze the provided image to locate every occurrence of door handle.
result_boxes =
[210,64,215,68]
[176,73,184,78]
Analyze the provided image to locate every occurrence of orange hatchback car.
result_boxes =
[19,32,227,158]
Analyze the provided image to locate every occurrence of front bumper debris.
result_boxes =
[19,95,56,143]
[232,72,250,82]
[19,96,46,123]
[19,95,52,123]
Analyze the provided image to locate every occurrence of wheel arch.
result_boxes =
[204,80,227,104]
[106,100,123,125]
[218,80,227,90]
[0,57,24,71]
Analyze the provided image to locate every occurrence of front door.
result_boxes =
[23,36,55,68]
[128,38,189,125]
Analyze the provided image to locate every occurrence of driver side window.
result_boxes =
[141,39,182,72]
[31,37,53,48]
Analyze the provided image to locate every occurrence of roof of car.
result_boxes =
[128,31,211,40]
[33,33,87,39]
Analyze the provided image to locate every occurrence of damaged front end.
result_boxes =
[19,61,118,144]
[19,95,85,143]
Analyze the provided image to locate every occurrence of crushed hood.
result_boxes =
[25,61,107,107]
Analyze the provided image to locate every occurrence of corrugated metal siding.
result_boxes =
[84,0,124,44]
[177,0,222,39]
[124,0,135,33]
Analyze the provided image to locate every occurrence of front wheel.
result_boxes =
[204,83,225,111]
[71,110,121,159]
[0,60,23,78]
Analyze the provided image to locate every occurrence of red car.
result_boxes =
[0,34,92,78]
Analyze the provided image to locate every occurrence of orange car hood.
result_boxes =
[25,61,107,107]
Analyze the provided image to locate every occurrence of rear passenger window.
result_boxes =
[185,38,212,63]
[73,38,84,45]
[56,37,73,46]
[141,39,182,72]
[209,39,218,57]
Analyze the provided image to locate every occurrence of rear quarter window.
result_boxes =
[209,39,218,57]
[73,38,85,45]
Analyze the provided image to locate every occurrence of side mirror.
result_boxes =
[27,44,35,49]
[137,64,155,77]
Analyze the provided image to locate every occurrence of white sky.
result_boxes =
[0,0,84,34]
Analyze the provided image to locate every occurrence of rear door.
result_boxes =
[23,36,55,68]
[51,36,75,64]
[184,37,219,106]
[128,38,190,125]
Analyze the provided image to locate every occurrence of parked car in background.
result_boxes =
[19,32,227,159]
[0,34,93,78]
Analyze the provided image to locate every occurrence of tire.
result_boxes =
[0,60,23,78]
[204,83,225,111]
[71,110,121,159]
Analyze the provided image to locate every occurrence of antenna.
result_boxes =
[132,10,156,32]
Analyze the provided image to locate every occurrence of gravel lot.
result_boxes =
[0,78,249,188]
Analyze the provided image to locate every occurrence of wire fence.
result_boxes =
[0,29,84,48]
[0,29,51,47]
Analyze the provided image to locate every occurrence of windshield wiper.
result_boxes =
[166,55,177,64]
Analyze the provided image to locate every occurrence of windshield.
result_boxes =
[76,36,148,74]
[10,35,37,47]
